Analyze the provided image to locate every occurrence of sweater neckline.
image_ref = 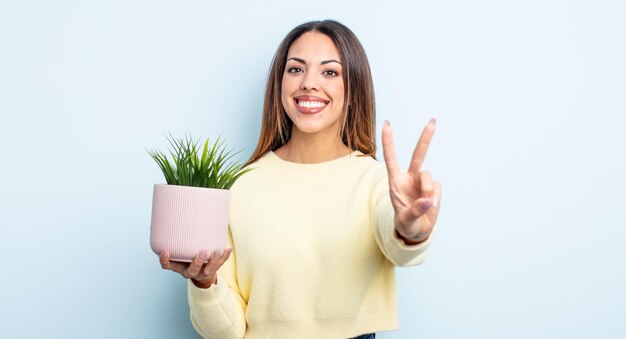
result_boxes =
[261,150,365,176]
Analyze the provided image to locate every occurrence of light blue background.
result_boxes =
[1,0,625,338]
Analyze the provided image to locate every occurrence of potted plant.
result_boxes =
[147,133,252,262]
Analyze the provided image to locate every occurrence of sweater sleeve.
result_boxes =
[187,228,247,338]
[370,164,437,267]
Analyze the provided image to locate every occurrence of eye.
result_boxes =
[287,67,303,74]
[323,69,339,77]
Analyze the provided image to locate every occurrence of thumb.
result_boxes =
[396,197,432,227]
[410,197,433,218]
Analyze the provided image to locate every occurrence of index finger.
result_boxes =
[381,120,401,180]
[408,118,436,174]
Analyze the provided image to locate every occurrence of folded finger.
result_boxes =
[418,171,434,198]
[433,180,442,208]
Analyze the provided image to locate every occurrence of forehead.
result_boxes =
[287,32,341,61]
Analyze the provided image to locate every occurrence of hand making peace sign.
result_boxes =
[382,118,442,244]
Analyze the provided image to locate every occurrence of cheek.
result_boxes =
[281,78,295,103]
[321,78,344,101]
[329,84,345,105]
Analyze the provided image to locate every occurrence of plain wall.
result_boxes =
[1,0,625,338]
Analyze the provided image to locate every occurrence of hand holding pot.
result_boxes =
[159,248,233,289]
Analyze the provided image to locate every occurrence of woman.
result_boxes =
[159,19,442,338]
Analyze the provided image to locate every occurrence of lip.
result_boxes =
[293,95,329,114]
[294,95,330,103]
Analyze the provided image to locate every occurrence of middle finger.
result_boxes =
[186,250,208,278]
[408,118,436,175]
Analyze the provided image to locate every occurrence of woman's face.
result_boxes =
[281,31,345,138]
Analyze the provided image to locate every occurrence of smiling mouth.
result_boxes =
[295,99,328,108]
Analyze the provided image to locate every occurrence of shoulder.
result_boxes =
[231,152,272,184]
[230,151,286,195]
[349,151,387,175]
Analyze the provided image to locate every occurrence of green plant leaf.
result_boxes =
[147,133,253,189]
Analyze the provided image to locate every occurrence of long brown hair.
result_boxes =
[246,20,376,166]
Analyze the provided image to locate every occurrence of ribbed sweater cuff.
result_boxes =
[188,274,228,305]
[381,204,435,267]
[188,273,246,338]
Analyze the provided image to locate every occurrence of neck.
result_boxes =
[275,128,352,164]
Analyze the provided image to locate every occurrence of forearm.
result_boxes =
[188,275,247,338]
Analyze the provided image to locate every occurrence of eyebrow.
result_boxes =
[287,57,342,65]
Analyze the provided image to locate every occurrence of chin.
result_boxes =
[292,124,325,135]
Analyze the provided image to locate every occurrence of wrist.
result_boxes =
[191,275,217,289]
[395,228,429,245]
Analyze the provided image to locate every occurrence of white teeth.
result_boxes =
[297,100,327,108]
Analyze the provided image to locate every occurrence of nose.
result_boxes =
[300,71,319,91]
